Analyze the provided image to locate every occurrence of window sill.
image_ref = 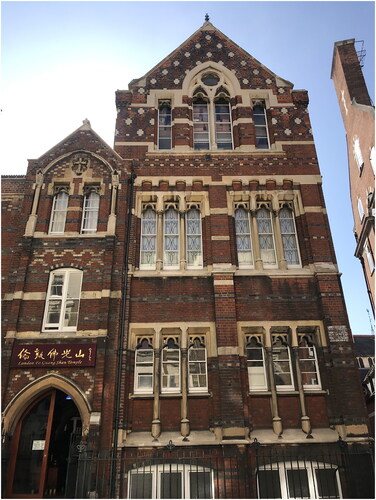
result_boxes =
[131,392,211,399]
[31,232,111,239]
[188,392,210,398]
[248,390,327,396]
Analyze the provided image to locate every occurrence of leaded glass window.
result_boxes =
[164,207,179,268]
[140,207,157,269]
[235,207,253,266]
[257,207,276,266]
[186,207,203,268]
[279,206,300,266]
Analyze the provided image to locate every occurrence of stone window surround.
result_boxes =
[136,190,209,272]
[129,322,216,440]
[24,152,120,238]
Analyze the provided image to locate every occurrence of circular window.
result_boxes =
[201,73,220,86]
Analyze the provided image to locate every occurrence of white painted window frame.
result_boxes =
[257,461,343,499]
[128,463,214,499]
[42,268,82,332]
[49,189,69,234]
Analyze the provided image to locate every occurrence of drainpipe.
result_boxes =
[110,171,136,498]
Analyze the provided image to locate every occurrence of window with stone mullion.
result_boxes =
[193,100,210,150]
[164,207,179,268]
[186,207,203,268]
[256,207,276,266]
[235,207,253,266]
[279,206,300,265]
[140,207,157,269]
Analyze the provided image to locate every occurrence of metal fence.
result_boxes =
[69,440,374,499]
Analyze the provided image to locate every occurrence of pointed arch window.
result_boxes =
[235,206,253,267]
[246,337,268,391]
[188,337,208,392]
[164,206,179,268]
[193,96,210,150]
[186,207,203,268]
[192,74,233,151]
[279,205,300,266]
[257,206,277,266]
[272,336,294,391]
[140,206,157,269]
[81,188,100,234]
[134,338,154,394]
[158,100,172,150]
[49,187,69,234]
[215,96,233,150]
[161,338,181,393]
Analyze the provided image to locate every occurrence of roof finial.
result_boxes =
[205,13,210,22]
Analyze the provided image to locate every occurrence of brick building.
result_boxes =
[331,39,375,313]
[1,20,374,498]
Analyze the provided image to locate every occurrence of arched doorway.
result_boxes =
[6,389,82,498]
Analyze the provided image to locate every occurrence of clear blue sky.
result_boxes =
[1,1,375,335]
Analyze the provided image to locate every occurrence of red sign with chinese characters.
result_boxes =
[10,343,96,368]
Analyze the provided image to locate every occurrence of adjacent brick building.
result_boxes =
[331,39,375,313]
[2,20,374,498]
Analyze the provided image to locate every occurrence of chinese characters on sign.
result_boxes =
[11,343,96,368]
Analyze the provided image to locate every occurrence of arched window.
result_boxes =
[298,335,321,390]
[246,337,267,391]
[214,96,232,150]
[161,338,181,393]
[134,338,154,394]
[164,207,179,268]
[158,100,172,149]
[279,206,300,266]
[186,207,203,268]
[235,206,253,267]
[272,336,294,391]
[49,188,69,234]
[192,73,233,151]
[140,206,157,269]
[257,206,276,266]
[43,268,83,332]
[188,337,208,392]
[81,189,100,233]
[193,95,210,150]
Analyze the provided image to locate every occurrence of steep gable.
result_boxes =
[129,21,293,95]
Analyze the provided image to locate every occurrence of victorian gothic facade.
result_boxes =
[1,21,373,498]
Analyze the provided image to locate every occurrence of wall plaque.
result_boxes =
[327,325,349,342]
[10,343,96,368]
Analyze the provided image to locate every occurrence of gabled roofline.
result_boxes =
[127,21,293,90]
[33,119,125,165]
